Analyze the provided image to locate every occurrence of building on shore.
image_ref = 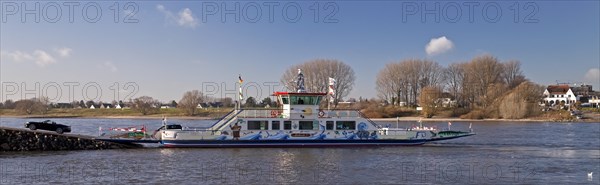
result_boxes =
[543,84,600,108]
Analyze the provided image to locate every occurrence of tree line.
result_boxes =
[1,55,545,119]
[376,55,544,118]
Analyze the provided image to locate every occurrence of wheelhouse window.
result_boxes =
[282,97,289,104]
[290,96,299,104]
[248,121,268,130]
[271,121,281,130]
[283,121,292,130]
[336,121,356,130]
[289,96,322,105]
[326,121,334,130]
[299,121,314,130]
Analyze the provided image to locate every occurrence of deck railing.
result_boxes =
[234,108,370,119]
[238,109,280,118]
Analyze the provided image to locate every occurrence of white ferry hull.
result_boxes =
[160,139,429,148]
[159,130,474,148]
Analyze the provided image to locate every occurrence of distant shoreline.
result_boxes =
[1,115,597,123]
[0,115,214,120]
[373,117,552,122]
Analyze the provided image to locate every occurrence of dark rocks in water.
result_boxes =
[0,143,9,150]
[0,127,141,152]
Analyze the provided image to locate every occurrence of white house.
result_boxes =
[589,96,600,108]
[197,103,209,109]
[89,105,96,109]
[543,85,577,106]
[115,104,122,109]
[160,105,174,109]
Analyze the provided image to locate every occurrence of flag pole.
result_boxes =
[235,80,240,110]
[238,74,243,110]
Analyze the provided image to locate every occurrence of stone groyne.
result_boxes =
[0,127,141,151]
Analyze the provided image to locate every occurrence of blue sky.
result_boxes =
[1,1,599,103]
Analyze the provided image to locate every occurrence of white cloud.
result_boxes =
[585,68,599,83]
[3,50,34,62]
[33,50,56,67]
[157,4,198,28]
[1,49,57,67]
[177,8,197,27]
[425,36,454,56]
[156,4,165,11]
[55,47,72,57]
[103,61,118,72]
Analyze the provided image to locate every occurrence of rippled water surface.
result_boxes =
[1,117,599,184]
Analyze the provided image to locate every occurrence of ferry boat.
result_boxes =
[158,71,474,147]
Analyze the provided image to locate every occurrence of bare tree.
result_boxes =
[375,59,444,106]
[178,90,204,116]
[444,63,466,106]
[502,60,526,88]
[15,99,37,115]
[14,97,49,115]
[463,55,505,108]
[281,59,356,107]
[132,96,160,115]
[418,86,443,118]
[376,63,399,104]
[499,81,545,119]
[3,99,15,109]
[219,97,233,107]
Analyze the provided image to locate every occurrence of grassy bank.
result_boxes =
[1,107,597,122]
[0,108,234,119]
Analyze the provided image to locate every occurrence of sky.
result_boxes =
[1,1,599,103]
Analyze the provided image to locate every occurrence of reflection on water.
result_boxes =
[0,118,598,184]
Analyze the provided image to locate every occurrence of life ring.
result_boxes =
[270,110,279,118]
[318,111,325,118]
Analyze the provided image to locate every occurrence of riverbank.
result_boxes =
[0,108,229,120]
[1,108,598,122]
[0,115,214,120]
[371,117,596,122]
[2,114,598,123]
[373,112,600,122]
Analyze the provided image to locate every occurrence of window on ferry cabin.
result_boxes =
[326,121,334,130]
[290,96,299,104]
[288,96,322,105]
[283,121,292,130]
[336,121,356,130]
[248,121,268,130]
[282,97,289,104]
[299,121,314,130]
[309,96,322,105]
[271,121,281,130]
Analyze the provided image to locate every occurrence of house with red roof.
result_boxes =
[543,85,577,106]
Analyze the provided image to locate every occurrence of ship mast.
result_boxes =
[296,69,306,93]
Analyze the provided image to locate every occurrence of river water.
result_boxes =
[0,117,598,184]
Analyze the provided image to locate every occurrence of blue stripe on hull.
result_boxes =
[161,139,427,148]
